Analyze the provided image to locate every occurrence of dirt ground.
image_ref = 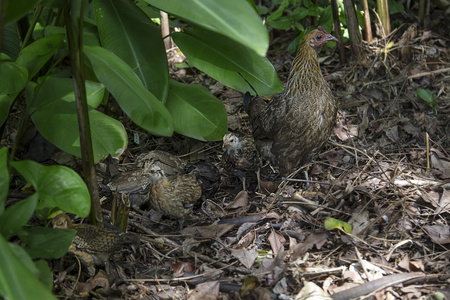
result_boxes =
[28,15,450,300]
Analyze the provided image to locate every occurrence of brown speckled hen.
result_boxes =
[246,27,338,176]
[52,214,139,275]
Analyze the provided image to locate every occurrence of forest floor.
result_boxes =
[40,18,450,300]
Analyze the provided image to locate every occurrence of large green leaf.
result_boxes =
[0,61,28,94]
[0,95,10,128]
[16,34,65,80]
[0,147,9,215]
[11,160,90,217]
[145,0,268,56]
[4,0,42,26]
[0,236,57,300]
[173,28,283,96]
[26,78,127,161]
[84,46,173,136]
[2,24,21,61]
[166,80,227,141]
[0,194,37,238]
[21,227,76,259]
[93,0,168,101]
[33,260,54,291]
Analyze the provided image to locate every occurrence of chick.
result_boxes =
[135,150,187,177]
[147,165,202,221]
[222,132,261,191]
[52,214,139,275]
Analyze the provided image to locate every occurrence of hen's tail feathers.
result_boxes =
[238,72,259,113]
[243,91,253,112]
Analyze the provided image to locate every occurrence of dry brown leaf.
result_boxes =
[76,270,110,296]
[235,230,256,249]
[182,224,235,239]
[347,207,370,236]
[409,261,425,272]
[398,255,410,271]
[295,281,332,300]
[431,149,450,178]
[290,232,329,261]
[187,280,220,300]
[385,125,399,143]
[333,119,358,141]
[268,229,286,256]
[436,188,450,214]
[260,180,279,194]
[423,225,450,244]
[420,191,440,208]
[230,246,258,269]
[226,190,249,209]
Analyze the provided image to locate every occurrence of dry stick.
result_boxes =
[331,272,429,300]
[408,67,450,79]
[354,246,371,280]
[363,52,380,78]
[426,132,430,174]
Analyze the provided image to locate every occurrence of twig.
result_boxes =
[332,272,430,300]
[407,67,450,79]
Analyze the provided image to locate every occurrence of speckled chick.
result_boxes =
[222,132,261,190]
[52,214,139,275]
[135,150,187,177]
[148,165,202,220]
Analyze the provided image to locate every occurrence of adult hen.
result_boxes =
[246,26,338,176]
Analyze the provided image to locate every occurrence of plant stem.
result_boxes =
[64,0,102,226]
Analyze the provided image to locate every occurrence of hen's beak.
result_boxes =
[327,34,338,42]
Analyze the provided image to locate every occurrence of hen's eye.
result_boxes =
[316,35,323,40]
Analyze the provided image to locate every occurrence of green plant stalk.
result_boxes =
[376,0,390,36]
[419,0,425,24]
[64,0,101,226]
[20,3,44,50]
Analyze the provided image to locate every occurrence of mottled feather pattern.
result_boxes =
[247,27,338,176]
[222,133,261,174]
[148,170,202,220]
[52,214,139,264]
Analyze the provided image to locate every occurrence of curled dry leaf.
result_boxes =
[268,229,286,256]
[226,190,249,209]
[76,270,110,297]
[187,280,220,300]
[235,230,256,250]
